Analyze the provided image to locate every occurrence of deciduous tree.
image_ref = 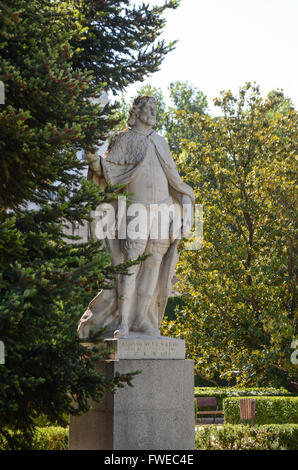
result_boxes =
[163,83,297,392]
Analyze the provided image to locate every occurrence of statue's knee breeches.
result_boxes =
[118,239,146,302]
[145,238,170,257]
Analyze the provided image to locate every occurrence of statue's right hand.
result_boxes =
[85,151,102,175]
[86,150,96,162]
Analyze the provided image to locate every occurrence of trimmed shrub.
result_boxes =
[0,427,68,450]
[32,426,68,450]
[224,397,298,425]
[194,387,293,409]
[195,424,298,450]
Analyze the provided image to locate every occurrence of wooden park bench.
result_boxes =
[196,397,224,423]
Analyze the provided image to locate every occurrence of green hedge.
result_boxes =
[195,424,298,450]
[194,387,292,409]
[0,427,68,450]
[223,397,298,425]
[32,426,68,450]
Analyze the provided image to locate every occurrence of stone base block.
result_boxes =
[69,359,194,450]
[104,336,185,360]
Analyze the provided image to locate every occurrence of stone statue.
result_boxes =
[78,95,194,339]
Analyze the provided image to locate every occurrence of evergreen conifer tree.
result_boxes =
[0,0,178,447]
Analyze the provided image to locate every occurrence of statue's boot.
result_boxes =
[138,323,160,336]
[114,296,131,338]
[134,293,160,336]
[113,324,128,338]
[114,259,141,338]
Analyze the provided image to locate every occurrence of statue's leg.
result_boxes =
[114,239,146,338]
[134,240,170,335]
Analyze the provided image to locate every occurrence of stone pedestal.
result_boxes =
[69,338,195,450]
[104,335,186,360]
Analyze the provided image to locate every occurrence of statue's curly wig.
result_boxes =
[127,95,156,127]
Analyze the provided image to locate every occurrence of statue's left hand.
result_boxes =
[181,195,193,235]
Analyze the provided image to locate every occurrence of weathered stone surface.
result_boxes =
[78,95,194,340]
[69,359,195,450]
[104,336,185,360]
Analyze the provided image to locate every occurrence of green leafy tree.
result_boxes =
[164,81,208,155]
[162,83,297,392]
[0,0,176,448]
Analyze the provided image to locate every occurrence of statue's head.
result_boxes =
[127,95,157,128]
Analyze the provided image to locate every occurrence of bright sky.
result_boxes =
[124,0,298,115]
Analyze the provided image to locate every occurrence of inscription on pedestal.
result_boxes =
[105,337,185,360]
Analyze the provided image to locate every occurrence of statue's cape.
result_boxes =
[78,128,194,339]
[99,128,194,202]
